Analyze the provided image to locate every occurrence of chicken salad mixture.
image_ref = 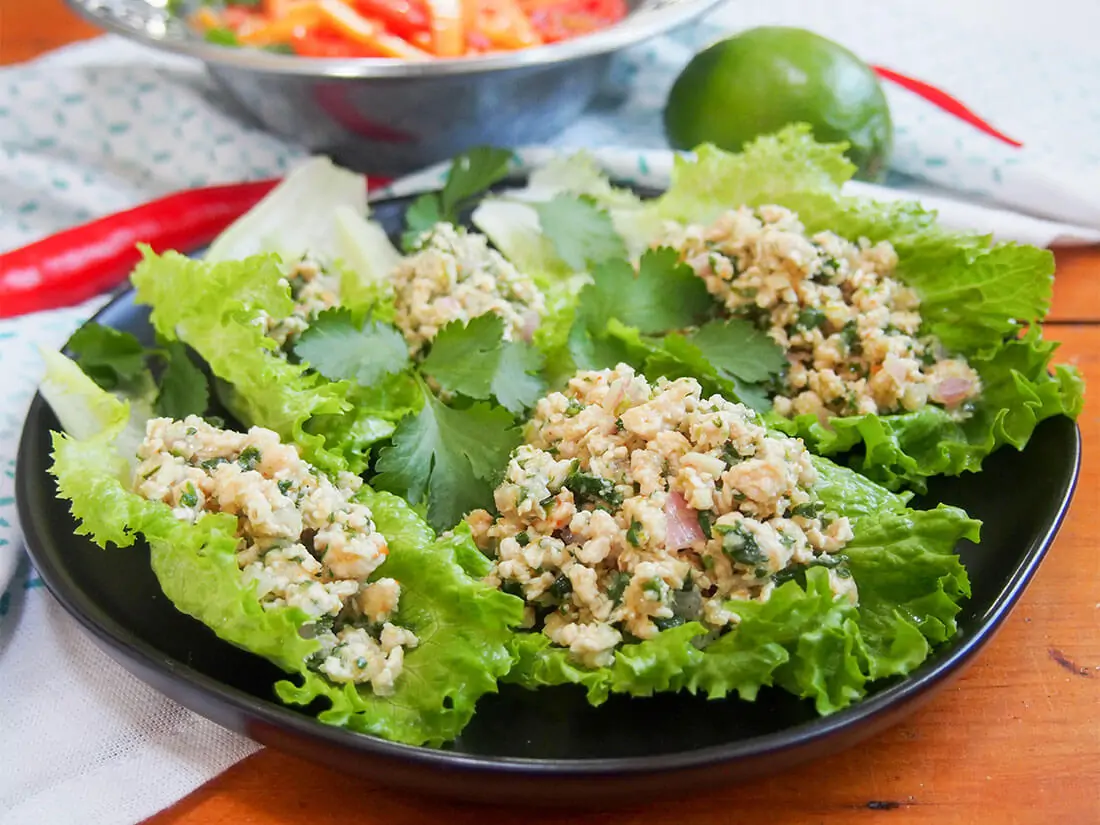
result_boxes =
[659,205,982,420]
[133,415,418,695]
[261,257,344,349]
[391,222,547,355]
[467,364,855,668]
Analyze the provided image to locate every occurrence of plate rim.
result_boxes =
[13,191,1084,776]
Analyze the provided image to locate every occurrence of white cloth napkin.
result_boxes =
[1,2,1098,822]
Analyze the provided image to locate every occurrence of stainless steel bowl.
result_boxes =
[64,0,726,174]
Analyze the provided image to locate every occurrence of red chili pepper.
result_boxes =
[0,176,391,319]
[872,65,1023,149]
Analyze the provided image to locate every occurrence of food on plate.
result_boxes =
[657,205,981,419]
[391,222,546,354]
[463,365,977,711]
[42,350,523,746]
[469,365,857,668]
[185,0,629,59]
[664,26,893,181]
[135,415,415,694]
[40,128,1083,747]
[475,127,1082,490]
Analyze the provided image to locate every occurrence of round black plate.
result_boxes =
[15,193,1082,806]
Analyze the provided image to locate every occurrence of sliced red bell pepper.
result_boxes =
[317,0,433,59]
[350,0,432,41]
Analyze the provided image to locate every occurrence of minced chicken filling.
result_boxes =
[391,222,546,355]
[133,415,418,695]
[659,205,982,419]
[262,257,342,349]
[466,364,855,669]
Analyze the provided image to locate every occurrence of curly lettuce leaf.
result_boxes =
[45,354,523,747]
[503,622,707,706]
[630,125,1083,488]
[131,247,413,474]
[275,504,525,746]
[504,457,976,716]
[471,153,657,387]
[772,327,1086,489]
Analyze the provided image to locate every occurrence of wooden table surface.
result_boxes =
[3,3,1098,823]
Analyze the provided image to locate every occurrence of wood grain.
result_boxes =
[4,3,1099,823]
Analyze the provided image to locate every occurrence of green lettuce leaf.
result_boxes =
[45,354,523,747]
[626,125,1083,488]
[131,247,415,475]
[274,507,525,746]
[503,456,977,716]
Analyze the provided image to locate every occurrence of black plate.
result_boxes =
[15,192,1082,806]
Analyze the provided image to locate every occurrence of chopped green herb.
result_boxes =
[278,479,294,496]
[716,522,766,566]
[697,510,713,540]
[186,426,197,435]
[652,615,686,632]
[501,580,525,599]
[790,501,825,519]
[180,482,198,508]
[550,575,573,600]
[515,531,530,547]
[772,554,850,586]
[626,520,645,547]
[564,470,623,509]
[564,398,585,417]
[795,307,827,330]
[840,320,861,353]
[238,446,262,470]
[720,443,743,465]
[200,457,228,471]
[607,571,631,604]
[642,579,664,600]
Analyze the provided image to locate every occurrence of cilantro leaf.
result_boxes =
[67,323,148,392]
[687,319,787,383]
[568,247,714,368]
[585,247,713,335]
[402,147,513,251]
[293,308,410,388]
[375,380,520,531]
[533,193,627,271]
[154,341,210,418]
[420,315,501,398]
[420,314,545,414]
[440,146,513,216]
[648,334,772,413]
[492,339,545,415]
[402,194,443,250]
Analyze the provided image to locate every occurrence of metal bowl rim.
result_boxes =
[63,0,727,78]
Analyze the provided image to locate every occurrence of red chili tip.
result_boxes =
[873,65,1024,149]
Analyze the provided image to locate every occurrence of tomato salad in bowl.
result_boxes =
[187,0,629,59]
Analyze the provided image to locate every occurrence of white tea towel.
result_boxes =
[2,2,1098,823]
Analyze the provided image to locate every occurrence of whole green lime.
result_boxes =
[664,26,893,181]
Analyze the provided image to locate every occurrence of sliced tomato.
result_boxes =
[351,0,431,40]
[468,0,541,50]
[316,0,432,59]
[518,0,625,42]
